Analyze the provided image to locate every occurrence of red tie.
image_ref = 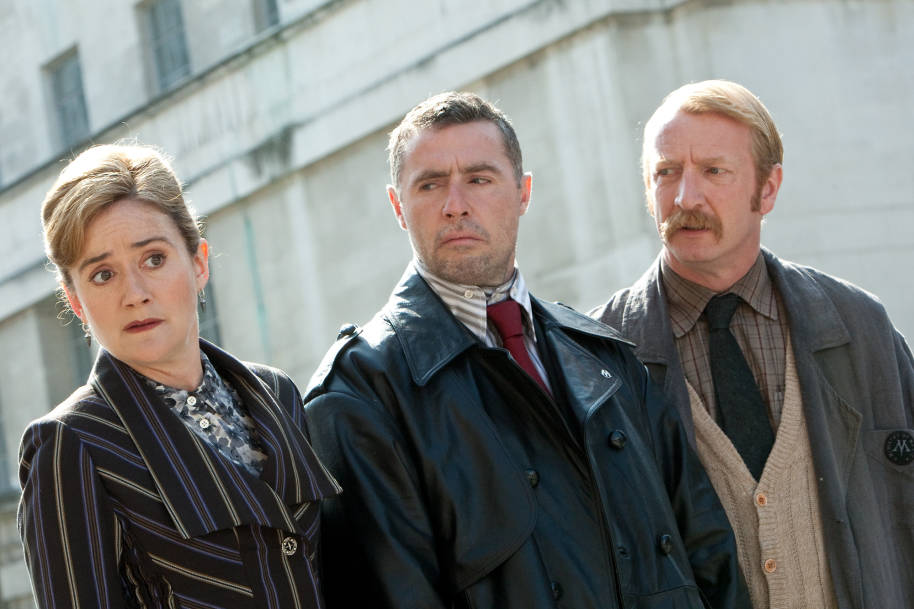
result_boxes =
[487,299,550,395]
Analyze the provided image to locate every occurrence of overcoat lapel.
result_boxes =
[613,257,696,440]
[90,341,339,540]
[763,250,862,600]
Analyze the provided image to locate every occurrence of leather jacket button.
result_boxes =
[551,581,563,600]
[525,469,540,487]
[337,323,358,339]
[608,430,627,449]
[617,545,630,558]
[658,533,673,555]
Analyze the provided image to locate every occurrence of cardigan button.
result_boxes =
[608,430,627,449]
[281,536,299,556]
[764,558,777,573]
[525,469,540,487]
[658,534,673,555]
[755,492,768,507]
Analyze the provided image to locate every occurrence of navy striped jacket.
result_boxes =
[18,339,341,609]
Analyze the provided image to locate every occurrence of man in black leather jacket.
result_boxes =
[303,91,748,609]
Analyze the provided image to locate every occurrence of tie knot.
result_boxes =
[704,293,741,330]
[487,299,525,340]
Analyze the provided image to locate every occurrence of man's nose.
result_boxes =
[675,169,704,210]
[442,182,470,218]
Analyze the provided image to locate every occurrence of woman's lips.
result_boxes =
[124,319,163,333]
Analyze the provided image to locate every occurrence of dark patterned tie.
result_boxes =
[487,299,550,395]
[705,293,774,480]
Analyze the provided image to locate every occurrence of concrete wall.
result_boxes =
[1,0,912,605]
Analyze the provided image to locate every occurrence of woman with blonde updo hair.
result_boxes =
[18,143,340,609]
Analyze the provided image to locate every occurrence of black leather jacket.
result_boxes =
[304,267,748,609]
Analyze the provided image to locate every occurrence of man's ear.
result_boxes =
[518,172,532,216]
[759,164,783,216]
[62,283,84,322]
[388,185,408,231]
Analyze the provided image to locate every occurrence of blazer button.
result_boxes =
[525,469,540,487]
[658,533,673,555]
[608,430,627,449]
[281,536,299,556]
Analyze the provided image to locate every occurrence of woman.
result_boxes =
[18,144,341,609]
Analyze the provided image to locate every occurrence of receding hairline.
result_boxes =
[396,124,515,190]
[641,80,784,189]
[387,92,524,190]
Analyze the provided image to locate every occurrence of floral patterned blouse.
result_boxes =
[136,352,268,476]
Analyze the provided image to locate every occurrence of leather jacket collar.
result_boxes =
[385,266,633,388]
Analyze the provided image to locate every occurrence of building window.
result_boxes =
[47,50,90,150]
[145,0,191,91]
[253,0,280,31]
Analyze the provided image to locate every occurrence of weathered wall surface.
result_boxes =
[0,0,911,605]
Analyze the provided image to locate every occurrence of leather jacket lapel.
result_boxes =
[384,267,479,387]
[534,300,624,425]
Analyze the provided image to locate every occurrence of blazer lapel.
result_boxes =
[91,344,337,540]
[201,341,342,507]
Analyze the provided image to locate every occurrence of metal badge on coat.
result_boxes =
[884,430,914,465]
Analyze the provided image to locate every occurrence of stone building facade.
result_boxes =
[0,0,912,605]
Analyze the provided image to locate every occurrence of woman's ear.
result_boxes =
[62,283,84,322]
[194,239,210,290]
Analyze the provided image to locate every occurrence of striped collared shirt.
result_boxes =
[414,259,551,390]
[661,252,788,427]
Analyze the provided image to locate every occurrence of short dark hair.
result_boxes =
[387,91,523,189]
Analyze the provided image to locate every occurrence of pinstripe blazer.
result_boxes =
[18,339,341,609]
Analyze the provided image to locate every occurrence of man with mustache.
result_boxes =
[304,91,748,608]
[592,80,914,608]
